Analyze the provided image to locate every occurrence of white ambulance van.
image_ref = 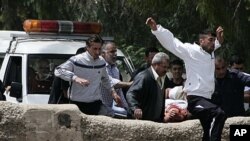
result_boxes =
[0,20,134,104]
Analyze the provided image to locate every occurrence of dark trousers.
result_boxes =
[187,95,227,141]
[70,100,102,115]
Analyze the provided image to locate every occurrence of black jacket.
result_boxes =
[126,68,169,122]
[48,77,69,104]
[212,69,250,117]
[130,64,149,81]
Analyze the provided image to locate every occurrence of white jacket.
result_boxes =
[152,25,221,99]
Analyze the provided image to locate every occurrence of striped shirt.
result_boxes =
[54,51,111,102]
[101,63,128,115]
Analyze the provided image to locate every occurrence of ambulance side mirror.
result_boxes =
[9,82,22,99]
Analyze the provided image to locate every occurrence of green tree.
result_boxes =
[196,0,250,71]
[1,0,250,71]
[0,0,81,30]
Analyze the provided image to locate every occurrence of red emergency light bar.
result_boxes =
[23,19,102,34]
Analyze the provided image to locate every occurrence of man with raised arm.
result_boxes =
[146,17,226,141]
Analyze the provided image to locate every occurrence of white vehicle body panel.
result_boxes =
[0,31,134,104]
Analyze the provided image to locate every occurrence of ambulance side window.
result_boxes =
[4,56,22,86]
[27,54,71,94]
[28,58,53,94]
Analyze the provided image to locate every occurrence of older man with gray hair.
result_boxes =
[126,52,170,122]
[101,42,132,117]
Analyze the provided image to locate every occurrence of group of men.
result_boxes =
[146,17,250,141]
[52,17,250,141]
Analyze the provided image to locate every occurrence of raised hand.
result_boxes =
[145,17,157,31]
[216,26,224,44]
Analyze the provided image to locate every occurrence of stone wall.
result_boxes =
[0,101,249,141]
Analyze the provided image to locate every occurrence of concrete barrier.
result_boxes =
[0,101,249,141]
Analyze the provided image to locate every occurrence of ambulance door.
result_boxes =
[3,55,23,103]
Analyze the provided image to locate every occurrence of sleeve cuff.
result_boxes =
[72,75,77,81]
[215,39,221,47]
[112,78,121,86]
[151,25,167,34]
